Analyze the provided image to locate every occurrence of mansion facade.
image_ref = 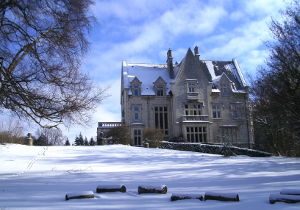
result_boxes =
[98,47,254,147]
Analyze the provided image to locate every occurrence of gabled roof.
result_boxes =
[122,61,175,95]
[204,60,247,89]
[121,48,248,95]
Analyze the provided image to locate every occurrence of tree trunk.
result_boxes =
[204,192,239,201]
[138,185,168,194]
[96,184,126,193]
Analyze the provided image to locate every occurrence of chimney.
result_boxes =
[194,46,200,60]
[166,48,174,79]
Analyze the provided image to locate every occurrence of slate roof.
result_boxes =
[121,49,248,95]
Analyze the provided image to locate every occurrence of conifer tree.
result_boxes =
[89,137,96,146]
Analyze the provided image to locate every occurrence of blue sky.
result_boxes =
[1,0,290,142]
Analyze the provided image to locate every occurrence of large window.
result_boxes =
[212,104,222,119]
[230,104,243,119]
[185,103,202,115]
[186,126,207,143]
[134,129,142,146]
[154,106,168,135]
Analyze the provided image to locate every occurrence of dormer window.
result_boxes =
[133,85,140,96]
[130,77,142,96]
[153,77,166,97]
[156,88,164,96]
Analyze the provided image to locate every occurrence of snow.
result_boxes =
[204,60,216,78]
[0,144,300,209]
[122,62,171,95]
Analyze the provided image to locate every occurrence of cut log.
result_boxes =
[138,185,168,194]
[96,184,126,193]
[65,191,94,200]
[204,192,239,202]
[280,189,300,195]
[170,193,203,201]
[269,193,300,204]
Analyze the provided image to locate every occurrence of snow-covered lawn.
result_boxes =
[0,144,299,209]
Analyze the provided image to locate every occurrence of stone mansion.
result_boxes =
[98,47,254,147]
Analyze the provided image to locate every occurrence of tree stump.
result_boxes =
[138,185,168,194]
[204,192,239,201]
[65,191,94,200]
[96,184,127,193]
[280,189,300,195]
[171,193,203,201]
[269,193,300,204]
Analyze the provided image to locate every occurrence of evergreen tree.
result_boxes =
[89,137,96,146]
[78,133,84,145]
[84,137,89,146]
[65,139,70,146]
[34,134,48,146]
[74,133,84,146]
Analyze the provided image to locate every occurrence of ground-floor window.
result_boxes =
[221,127,237,143]
[186,126,207,143]
[134,129,142,146]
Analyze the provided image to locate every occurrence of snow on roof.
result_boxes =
[203,60,246,90]
[121,50,247,95]
[122,61,172,95]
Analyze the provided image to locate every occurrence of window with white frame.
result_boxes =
[212,104,222,119]
[134,129,142,145]
[230,103,243,119]
[186,126,207,143]
[154,106,168,135]
[184,103,202,115]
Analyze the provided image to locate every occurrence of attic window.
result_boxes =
[133,85,140,96]
[186,79,198,93]
[156,88,164,96]
[130,77,142,96]
[153,77,166,96]
[221,83,230,96]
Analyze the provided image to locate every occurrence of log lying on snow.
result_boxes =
[204,192,239,202]
[96,184,126,193]
[269,193,300,204]
[138,185,168,194]
[65,191,94,200]
[280,189,300,195]
[170,193,203,201]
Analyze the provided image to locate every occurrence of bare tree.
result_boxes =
[144,128,164,148]
[106,126,130,145]
[0,0,105,128]
[36,127,65,145]
[0,117,24,144]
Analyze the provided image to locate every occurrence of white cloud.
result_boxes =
[244,0,287,17]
